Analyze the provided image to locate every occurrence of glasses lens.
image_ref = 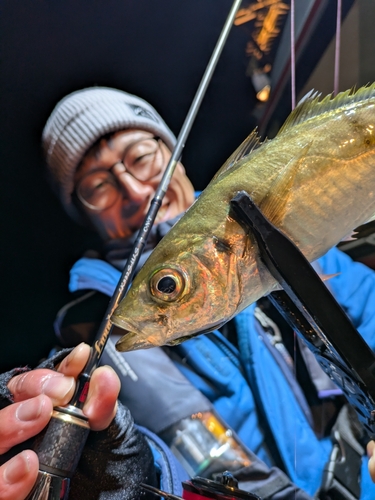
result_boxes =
[77,170,119,210]
[124,138,163,181]
[75,138,164,211]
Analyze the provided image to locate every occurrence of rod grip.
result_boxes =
[26,407,90,499]
[33,407,90,477]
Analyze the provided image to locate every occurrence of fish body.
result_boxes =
[112,85,375,351]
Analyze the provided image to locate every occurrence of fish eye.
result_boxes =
[149,267,188,302]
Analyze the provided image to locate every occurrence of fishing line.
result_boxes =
[293,329,298,500]
[290,0,296,110]
[289,1,343,491]
[334,0,342,96]
[289,2,298,494]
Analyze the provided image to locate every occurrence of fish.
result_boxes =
[112,84,375,351]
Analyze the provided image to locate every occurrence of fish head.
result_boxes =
[112,232,242,351]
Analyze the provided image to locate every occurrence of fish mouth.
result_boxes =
[115,331,154,352]
[111,316,147,351]
[113,317,231,352]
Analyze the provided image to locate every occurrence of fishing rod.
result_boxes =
[26,1,242,498]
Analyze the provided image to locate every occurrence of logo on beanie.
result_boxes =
[128,104,158,123]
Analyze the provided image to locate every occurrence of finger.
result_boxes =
[367,440,375,458]
[0,450,39,500]
[57,343,91,377]
[0,395,52,454]
[83,366,120,431]
[8,370,75,407]
[369,454,375,483]
[367,441,375,482]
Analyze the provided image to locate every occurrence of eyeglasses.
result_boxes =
[76,136,164,211]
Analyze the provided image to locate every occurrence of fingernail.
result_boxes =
[16,396,44,421]
[42,375,75,399]
[63,343,86,368]
[3,451,31,484]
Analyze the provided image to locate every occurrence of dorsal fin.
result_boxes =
[277,83,375,136]
[212,128,263,181]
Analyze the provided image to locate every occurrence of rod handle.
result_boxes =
[26,406,90,499]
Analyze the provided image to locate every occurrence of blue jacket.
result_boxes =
[66,246,375,499]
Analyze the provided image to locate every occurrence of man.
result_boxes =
[0,343,158,500]
[42,87,375,499]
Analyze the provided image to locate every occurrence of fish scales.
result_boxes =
[112,85,375,351]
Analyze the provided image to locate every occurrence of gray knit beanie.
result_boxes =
[42,87,176,221]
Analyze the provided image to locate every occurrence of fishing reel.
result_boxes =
[141,471,261,500]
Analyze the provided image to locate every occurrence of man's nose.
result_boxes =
[112,163,155,202]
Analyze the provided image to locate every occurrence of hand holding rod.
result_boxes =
[26,2,242,498]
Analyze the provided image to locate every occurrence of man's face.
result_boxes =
[74,129,195,240]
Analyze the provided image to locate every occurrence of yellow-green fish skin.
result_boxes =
[113,85,375,351]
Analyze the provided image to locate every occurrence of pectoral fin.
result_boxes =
[340,231,359,242]
[319,273,340,282]
[259,142,313,227]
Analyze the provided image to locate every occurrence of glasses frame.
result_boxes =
[75,136,163,212]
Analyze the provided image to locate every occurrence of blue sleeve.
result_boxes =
[316,247,375,349]
[138,426,189,495]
